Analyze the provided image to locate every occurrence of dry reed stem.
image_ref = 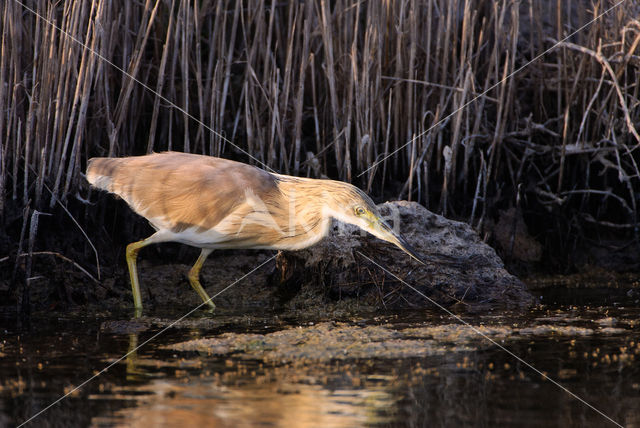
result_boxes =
[0,0,638,257]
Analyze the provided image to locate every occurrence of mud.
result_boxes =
[4,201,537,314]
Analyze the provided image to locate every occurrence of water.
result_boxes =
[1,288,639,427]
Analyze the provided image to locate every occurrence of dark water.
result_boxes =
[1,288,639,428]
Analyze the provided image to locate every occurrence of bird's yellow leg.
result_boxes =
[125,238,156,311]
[188,249,216,310]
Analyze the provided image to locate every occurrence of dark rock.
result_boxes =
[276,201,534,309]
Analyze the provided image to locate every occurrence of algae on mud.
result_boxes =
[162,317,638,366]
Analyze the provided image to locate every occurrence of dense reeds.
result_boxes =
[1,0,639,263]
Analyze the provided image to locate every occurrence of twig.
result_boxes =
[551,38,640,145]
[5,251,99,284]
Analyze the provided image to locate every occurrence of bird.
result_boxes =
[86,151,424,312]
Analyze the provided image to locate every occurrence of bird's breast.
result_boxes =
[209,209,332,250]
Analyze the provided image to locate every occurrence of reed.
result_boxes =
[1,0,639,264]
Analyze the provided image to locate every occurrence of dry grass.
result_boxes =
[1,0,639,261]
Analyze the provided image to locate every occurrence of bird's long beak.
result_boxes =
[371,219,426,265]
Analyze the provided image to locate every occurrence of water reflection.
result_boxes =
[98,380,397,427]
[118,327,399,427]
[1,295,640,427]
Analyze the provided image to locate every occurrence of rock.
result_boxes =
[276,201,534,309]
[491,207,542,263]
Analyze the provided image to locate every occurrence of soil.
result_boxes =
[4,201,640,316]
[2,201,536,314]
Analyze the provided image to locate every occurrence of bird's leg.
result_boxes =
[125,238,155,311]
[126,332,140,380]
[188,248,216,310]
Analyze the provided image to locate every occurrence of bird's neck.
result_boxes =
[270,176,334,250]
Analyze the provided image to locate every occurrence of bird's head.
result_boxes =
[323,182,425,265]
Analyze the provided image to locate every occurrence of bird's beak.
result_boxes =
[371,219,426,265]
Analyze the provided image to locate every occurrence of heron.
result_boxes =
[86,151,424,311]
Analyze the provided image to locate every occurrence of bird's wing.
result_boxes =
[87,152,279,232]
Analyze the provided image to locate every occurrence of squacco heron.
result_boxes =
[86,151,424,311]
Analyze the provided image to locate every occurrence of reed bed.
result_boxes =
[1,0,639,265]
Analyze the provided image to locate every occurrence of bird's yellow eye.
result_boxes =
[354,206,366,216]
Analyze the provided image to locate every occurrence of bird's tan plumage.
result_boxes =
[87,153,277,234]
[87,151,423,313]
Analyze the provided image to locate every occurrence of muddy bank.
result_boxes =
[117,201,533,311]
[4,201,535,313]
[7,200,640,315]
